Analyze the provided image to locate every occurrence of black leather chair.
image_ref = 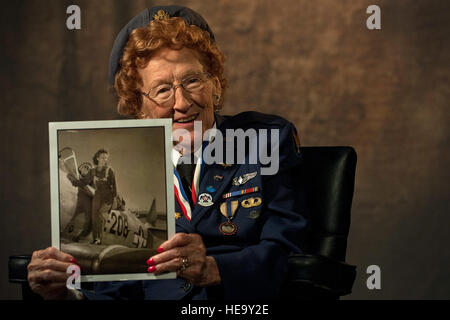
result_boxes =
[281,146,357,299]
[9,146,357,300]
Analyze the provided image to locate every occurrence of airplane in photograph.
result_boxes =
[57,147,167,274]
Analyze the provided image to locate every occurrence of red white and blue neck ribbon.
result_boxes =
[172,122,215,221]
[173,156,204,221]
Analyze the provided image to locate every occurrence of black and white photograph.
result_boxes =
[49,119,175,281]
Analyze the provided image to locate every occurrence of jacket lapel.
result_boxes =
[176,113,236,229]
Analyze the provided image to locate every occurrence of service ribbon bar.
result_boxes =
[222,186,259,199]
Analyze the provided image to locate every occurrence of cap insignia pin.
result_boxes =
[153,10,170,20]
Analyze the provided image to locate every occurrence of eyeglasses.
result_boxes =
[140,72,212,105]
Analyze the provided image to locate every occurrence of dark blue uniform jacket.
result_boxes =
[82,111,308,300]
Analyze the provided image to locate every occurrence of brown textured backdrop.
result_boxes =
[1,0,449,299]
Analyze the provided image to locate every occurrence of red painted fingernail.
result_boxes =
[147,266,156,273]
[146,258,155,266]
[70,258,77,264]
[157,247,164,253]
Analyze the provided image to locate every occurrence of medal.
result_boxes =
[219,221,238,235]
[213,175,224,181]
[232,171,257,186]
[219,200,239,235]
[206,185,216,193]
[198,193,214,207]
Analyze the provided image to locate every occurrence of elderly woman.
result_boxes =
[27,5,308,300]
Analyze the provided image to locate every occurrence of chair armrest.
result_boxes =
[9,255,44,300]
[282,253,356,299]
[11,254,356,299]
[8,255,31,283]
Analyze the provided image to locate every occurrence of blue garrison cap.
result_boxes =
[109,5,215,85]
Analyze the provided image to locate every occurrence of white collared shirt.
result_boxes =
[171,121,217,168]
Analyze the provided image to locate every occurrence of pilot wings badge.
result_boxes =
[232,171,257,186]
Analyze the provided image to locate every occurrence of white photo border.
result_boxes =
[49,119,176,282]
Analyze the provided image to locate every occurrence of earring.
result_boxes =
[213,95,222,111]
[137,111,150,119]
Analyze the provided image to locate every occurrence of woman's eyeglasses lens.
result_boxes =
[145,73,210,104]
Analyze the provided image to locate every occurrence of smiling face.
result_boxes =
[79,165,90,176]
[97,153,109,168]
[138,47,221,151]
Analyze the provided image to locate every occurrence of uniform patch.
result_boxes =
[248,210,261,219]
[198,193,214,206]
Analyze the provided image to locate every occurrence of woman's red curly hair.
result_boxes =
[114,17,227,118]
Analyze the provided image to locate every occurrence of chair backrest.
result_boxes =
[299,146,357,261]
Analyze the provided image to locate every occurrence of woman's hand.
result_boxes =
[146,233,221,287]
[27,247,77,300]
